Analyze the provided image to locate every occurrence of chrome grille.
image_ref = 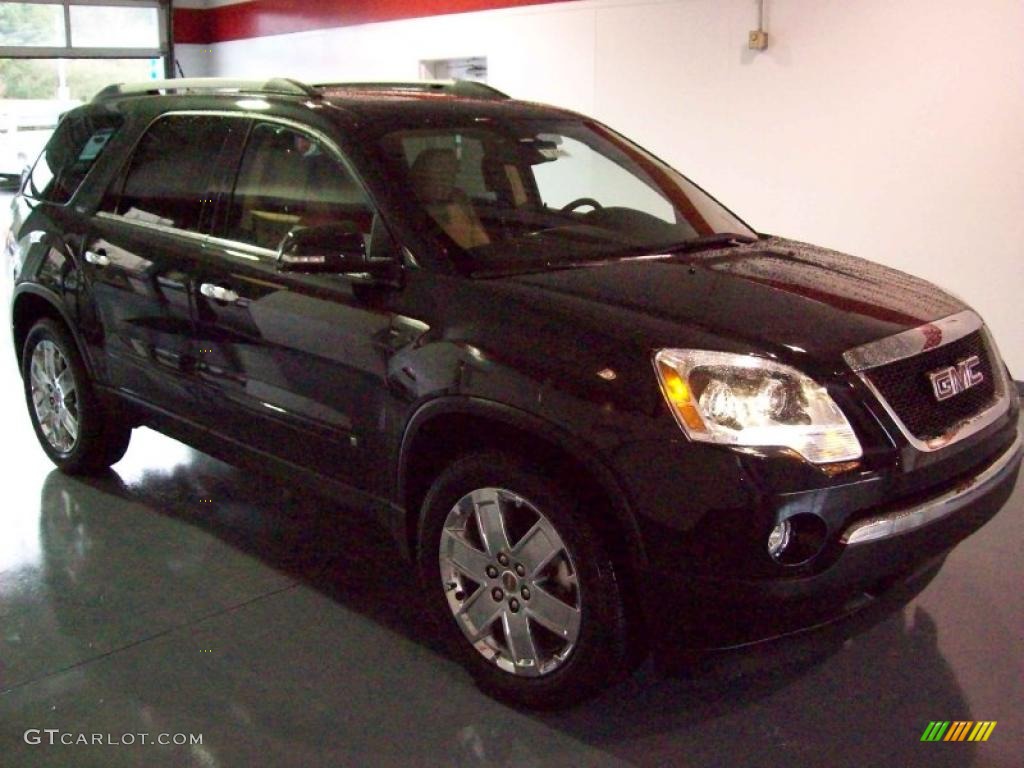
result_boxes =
[865,330,996,441]
[844,310,1011,452]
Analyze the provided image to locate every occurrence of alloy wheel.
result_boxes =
[439,487,582,677]
[30,340,79,453]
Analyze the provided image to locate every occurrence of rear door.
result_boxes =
[85,114,243,415]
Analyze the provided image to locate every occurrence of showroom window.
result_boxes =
[0,1,165,56]
[0,1,169,179]
[420,56,488,83]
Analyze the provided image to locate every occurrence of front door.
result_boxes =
[191,121,409,496]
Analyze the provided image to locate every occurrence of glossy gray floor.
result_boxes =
[2,217,1021,768]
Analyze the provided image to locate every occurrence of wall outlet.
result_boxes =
[748,30,768,50]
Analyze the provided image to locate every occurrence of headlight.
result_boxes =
[653,349,862,463]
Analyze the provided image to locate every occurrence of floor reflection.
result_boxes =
[47,440,436,653]
[7,450,1000,767]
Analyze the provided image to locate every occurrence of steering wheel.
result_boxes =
[560,197,603,214]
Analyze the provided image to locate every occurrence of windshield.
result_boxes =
[374,118,755,272]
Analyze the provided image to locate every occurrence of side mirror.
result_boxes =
[277,223,368,275]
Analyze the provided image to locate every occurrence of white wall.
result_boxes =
[172,0,214,77]
[194,0,1024,374]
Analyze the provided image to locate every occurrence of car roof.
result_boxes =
[90,77,581,123]
[321,90,580,123]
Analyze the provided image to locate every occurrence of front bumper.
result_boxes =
[616,421,1021,656]
[841,431,1021,544]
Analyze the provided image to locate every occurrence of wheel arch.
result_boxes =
[11,285,94,377]
[398,396,649,578]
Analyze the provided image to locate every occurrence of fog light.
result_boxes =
[767,519,792,559]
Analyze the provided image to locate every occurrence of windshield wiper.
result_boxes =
[608,233,758,262]
[469,233,760,278]
[656,232,759,255]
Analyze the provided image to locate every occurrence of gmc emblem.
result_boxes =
[927,355,984,402]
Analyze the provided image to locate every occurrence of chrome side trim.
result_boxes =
[843,310,981,372]
[842,432,1022,545]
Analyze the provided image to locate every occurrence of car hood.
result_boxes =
[497,237,966,372]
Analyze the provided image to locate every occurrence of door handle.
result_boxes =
[84,249,110,267]
[200,282,239,304]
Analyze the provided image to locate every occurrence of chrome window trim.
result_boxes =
[96,110,374,259]
[205,235,277,262]
[96,210,208,245]
[95,211,332,268]
[841,431,1022,545]
[844,312,1012,453]
[95,109,420,269]
[96,211,280,264]
[116,109,372,202]
[144,109,375,209]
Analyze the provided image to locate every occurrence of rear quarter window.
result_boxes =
[26,111,123,204]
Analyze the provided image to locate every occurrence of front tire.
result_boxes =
[417,452,630,709]
[21,318,132,474]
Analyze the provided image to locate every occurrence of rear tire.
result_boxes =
[21,318,132,474]
[417,451,631,709]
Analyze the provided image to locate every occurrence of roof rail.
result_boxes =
[314,79,510,100]
[93,77,319,102]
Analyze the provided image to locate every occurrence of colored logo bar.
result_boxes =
[921,721,997,742]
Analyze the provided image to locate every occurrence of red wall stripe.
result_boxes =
[173,0,577,45]
[173,8,209,44]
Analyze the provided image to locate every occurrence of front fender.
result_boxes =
[397,394,649,571]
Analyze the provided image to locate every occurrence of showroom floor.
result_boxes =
[1,197,1021,767]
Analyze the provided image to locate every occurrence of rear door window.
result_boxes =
[105,114,237,233]
[26,111,123,204]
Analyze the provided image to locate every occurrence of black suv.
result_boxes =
[7,77,1021,709]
